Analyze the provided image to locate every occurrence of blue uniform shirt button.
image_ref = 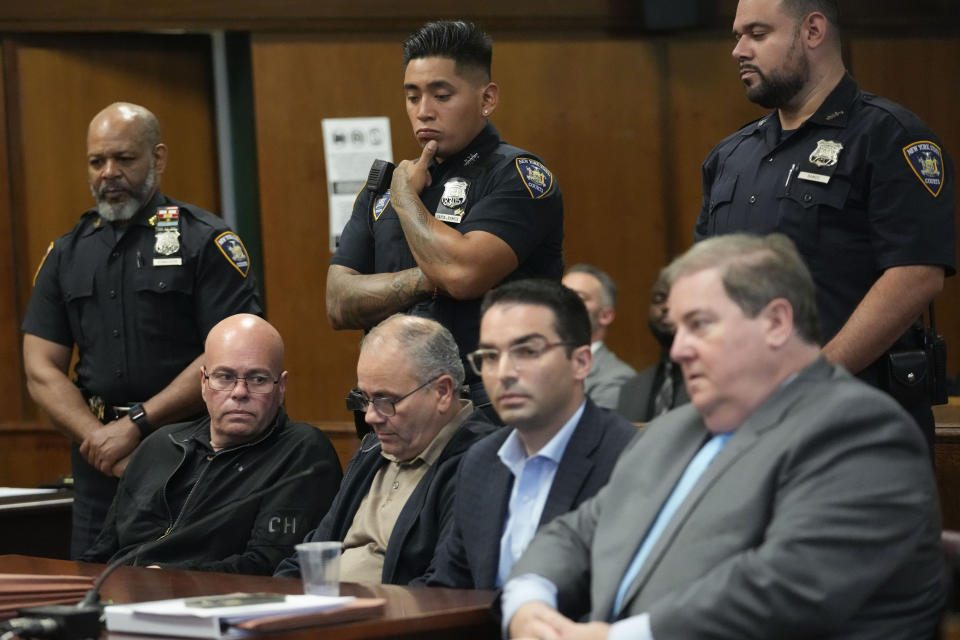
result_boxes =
[748,194,758,204]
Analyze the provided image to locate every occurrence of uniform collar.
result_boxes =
[744,72,858,137]
[430,122,501,178]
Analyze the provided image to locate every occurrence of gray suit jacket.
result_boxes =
[584,342,637,410]
[420,399,637,589]
[510,358,945,638]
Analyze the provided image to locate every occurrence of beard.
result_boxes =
[648,320,675,351]
[90,165,156,222]
[741,36,809,109]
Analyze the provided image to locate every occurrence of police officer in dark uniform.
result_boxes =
[696,0,955,448]
[22,102,262,557]
[327,21,564,416]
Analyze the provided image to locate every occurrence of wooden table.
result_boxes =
[0,491,72,559]
[0,555,498,639]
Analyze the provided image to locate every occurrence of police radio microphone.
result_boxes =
[366,159,395,195]
[9,462,330,639]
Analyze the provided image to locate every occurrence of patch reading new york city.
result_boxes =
[903,141,944,197]
[215,231,251,277]
[515,158,553,198]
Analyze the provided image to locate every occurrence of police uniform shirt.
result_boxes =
[332,123,564,363]
[23,191,263,405]
[696,73,956,351]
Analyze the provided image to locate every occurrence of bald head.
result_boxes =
[205,314,284,373]
[88,102,161,148]
[202,314,287,449]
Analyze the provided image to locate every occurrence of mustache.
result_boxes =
[739,64,760,74]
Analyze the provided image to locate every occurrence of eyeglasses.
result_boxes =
[345,375,441,417]
[466,337,575,376]
[203,368,280,394]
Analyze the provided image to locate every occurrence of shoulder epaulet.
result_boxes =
[859,92,931,136]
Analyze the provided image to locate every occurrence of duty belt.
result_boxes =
[86,395,134,424]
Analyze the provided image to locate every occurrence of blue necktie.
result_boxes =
[611,432,732,617]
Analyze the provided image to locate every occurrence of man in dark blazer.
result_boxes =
[274,314,495,584]
[421,279,636,589]
[617,269,689,422]
[504,234,945,639]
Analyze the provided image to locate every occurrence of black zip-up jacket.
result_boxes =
[274,412,497,583]
[81,407,342,575]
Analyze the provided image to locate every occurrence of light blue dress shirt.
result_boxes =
[495,401,586,587]
[502,431,734,640]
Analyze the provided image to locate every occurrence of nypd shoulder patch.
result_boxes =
[515,158,554,199]
[215,231,251,277]
[903,140,945,197]
[372,191,391,221]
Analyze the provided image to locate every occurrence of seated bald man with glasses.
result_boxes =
[274,314,496,584]
[417,279,636,590]
[81,314,343,574]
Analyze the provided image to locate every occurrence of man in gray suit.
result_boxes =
[504,234,945,639]
[562,265,636,410]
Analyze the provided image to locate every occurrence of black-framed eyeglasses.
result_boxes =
[203,368,280,394]
[345,375,441,417]
[466,336,576,376]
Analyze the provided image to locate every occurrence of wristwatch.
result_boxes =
[128,403,152,438]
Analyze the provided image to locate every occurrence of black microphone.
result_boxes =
[11,462,331,639]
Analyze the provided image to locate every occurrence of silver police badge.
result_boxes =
[154,229,181,256]
[809,139,843,168]
[440,179,468,209]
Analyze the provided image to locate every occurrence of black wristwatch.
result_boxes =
[128,403,152,438]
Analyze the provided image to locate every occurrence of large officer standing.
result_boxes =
[326,20,564,411]
[22,102,262,557]
[696,0,955,445]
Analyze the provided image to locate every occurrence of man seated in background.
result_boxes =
[420,279,636,590]
[81,314,342,575]
[274,314,496,584]
[617,269,689,422]
[562,264,637,410]
[504,234,945,639]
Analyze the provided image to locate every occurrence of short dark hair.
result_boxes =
[481,279,591,351]
[781,0,839,29]
[566,263,618,308]
[665,233,821,345]
[402,20,492,80]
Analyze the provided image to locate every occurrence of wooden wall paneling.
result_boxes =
[9,35,220,350]
[663,36,766,255]
[493,36,666,370]
[2,34,219,486]
[251,34,414,423]
[847,38,960,375]
[0,43,26,421]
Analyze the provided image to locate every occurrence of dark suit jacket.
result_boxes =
[274,412,496,584]
[510,358,946,638]
[616,356,689,422]
[421,399,637,589]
